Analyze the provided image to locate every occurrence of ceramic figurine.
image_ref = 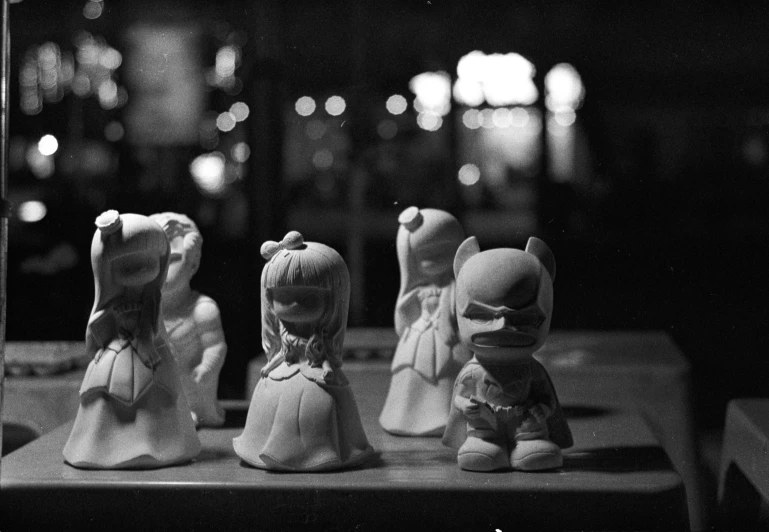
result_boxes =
[442,236,572,471]
[150,212,226,428]
[63,211,201,469]
[379,207,470,436]
[233,231,373,471]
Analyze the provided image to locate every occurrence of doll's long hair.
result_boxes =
[86,213,170,359]
[395,208,464,334]
[261,240,349,368]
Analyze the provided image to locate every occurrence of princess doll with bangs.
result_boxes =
[233,231,373,471]
[63,211,201,469]
[379,207,470,436]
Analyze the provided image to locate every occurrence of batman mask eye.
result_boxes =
[466,312,494,324]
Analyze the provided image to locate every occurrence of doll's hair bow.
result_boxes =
[261,231,304,259]
[95,210,122,236]
[398,206,423,232]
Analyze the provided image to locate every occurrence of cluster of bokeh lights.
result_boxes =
[295,96,347,117]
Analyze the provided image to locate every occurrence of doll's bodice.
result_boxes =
[391,284,460,380]
[114,301,142,336]
[418,286,442,322]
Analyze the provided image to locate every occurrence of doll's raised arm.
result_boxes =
[394,288,421,336]
[192,297,227,380]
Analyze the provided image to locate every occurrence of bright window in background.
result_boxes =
[410,71,451,131]
[545,63,587,183]
[454,52,588,235]
[454,50,542,235]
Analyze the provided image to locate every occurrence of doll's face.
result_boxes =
[112,250,161,287]
[164,233,196,292]
[415,241,455,277]
[456,250,551,363]
[269,286,329,323]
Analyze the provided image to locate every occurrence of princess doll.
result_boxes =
[150,212,226,428]
[63,211,201,469]
[379,207,470,436]
[233,231,373,471]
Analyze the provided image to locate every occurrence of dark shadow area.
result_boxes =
[562,445,674,473]
[221,406,249,428]
[2,422,41,456]
[561,405,613,419]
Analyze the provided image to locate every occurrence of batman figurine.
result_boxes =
[442,236,572,472]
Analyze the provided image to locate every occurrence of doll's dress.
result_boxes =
[233,360,373,471]
[63,305,201,469]
[379,285,469,436]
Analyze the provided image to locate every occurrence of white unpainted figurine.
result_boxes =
[63,211,201,469]
[379,207,470,436]
[233,231,373,471]
[150,212,226,428]
[442,236,572,471]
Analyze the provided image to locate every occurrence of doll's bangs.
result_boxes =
[263,246,335,290]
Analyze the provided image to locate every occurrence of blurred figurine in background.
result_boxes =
[233,232,373,471]
[150,212,226,427]
[443,237,572,471]
[63,211,201,469]
[379,207,470,436]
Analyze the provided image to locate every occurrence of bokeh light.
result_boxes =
[216,112,237,132]
[386,94,408,115]
[230,102,250,122]
[510,107,530,127]
[38,134,58,156]
[231,142,251,163]
[492,108,512,128]
[454,51,538,107]
[295,96,316,116]
[312,149,334,170]
[325,96,346,116]
[458,164,481,186]
[553,109,577,127]
[545,63,585,112]
[417,112,442,131]
[17,201,47,223]
[83,0,103,20]
[462,109,481,129]
[377,119,398,139]
[104,121,124,142]
[190,152,226,196]
[306,119,327,140]
[410,71,451,116]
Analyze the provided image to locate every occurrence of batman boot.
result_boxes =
[510,439,562,471]
[457,430,508,471]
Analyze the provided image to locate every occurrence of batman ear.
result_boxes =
[454,237,480,278]
[526,237,556,282]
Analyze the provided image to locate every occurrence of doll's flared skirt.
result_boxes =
[63,385,201,469]
[233,373,373,471]
[379,367,455,436]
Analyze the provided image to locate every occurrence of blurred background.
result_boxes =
[6,0,769,433]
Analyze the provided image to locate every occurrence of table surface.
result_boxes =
[1,363,687,531]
